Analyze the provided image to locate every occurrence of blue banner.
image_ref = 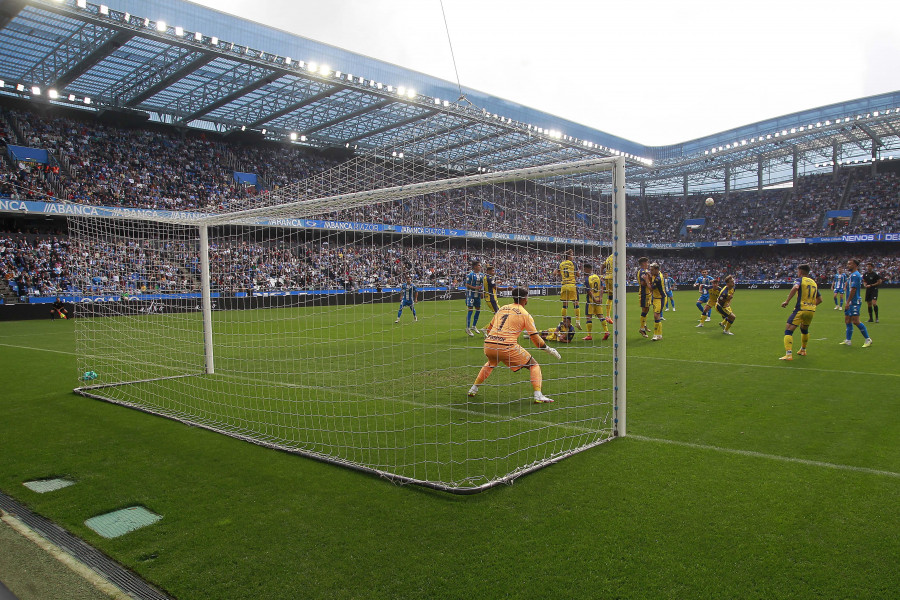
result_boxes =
[482,200,495,211]
[233,171,258,186]
[7,145,50,165]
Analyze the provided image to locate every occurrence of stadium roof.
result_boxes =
[0,0,899,194]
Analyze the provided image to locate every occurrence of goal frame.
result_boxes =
[73,156,627,493]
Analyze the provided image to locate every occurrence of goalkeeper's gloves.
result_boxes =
[543,346,561,360]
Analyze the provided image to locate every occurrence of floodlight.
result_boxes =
[211,37,218,45]
[284,56,291,65]
[241,125,246,131]
[16,83,24,91]
[398,86,406,96]
[195,32,202,41]
[319,64,330,76]
[76,0,86,8]
[407,89,416,98]
[443,100,449,107]
[124,13,130,22]
[290,132,297,141]
[334,71,341,78]
[99,5,109,15]
[261,129,266,134]
[300,135,307,142]
[48,89,58,99]
[308,62,318,73]
[434,98,440,105]
[31,86,40,95]
[68,94,75,101]
[175,27,184,36]
[156,21,166,32]
[392,151,397,157]
[83,97,91,105]
[377,82,383,90]
[873,111,879,117]
[398,152,404,158]
[0,80,4,88]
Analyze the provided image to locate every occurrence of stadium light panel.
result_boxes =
[261,128,267,134]
[407,89,416,99]
[434,98,440,105]
[195,31,202,41]
[31,86,40,95]
[319,65,331,76]
[398,86,406,96]
[68,94,76,101]
[48,89,58,99]
[300,135,307,142]
[398,152,404,158]
[175,27,184,36]
[211,37,218,45]
[284,56,291,66]
[15,83,23,91]
[156,21,166,32]
[290,132,297,141]
[0,80,4,88]
[76,0,86,8]
[443,100,449,107]
[241,125,246,131]
[99,5,109,15]
[873,111,879,117]
[376,82,383,89]
[83,97,91,105]
[124,12,130,22]
[335,71,341,78]
[308,62,318,73]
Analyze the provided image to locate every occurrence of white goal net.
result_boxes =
[71,154,626,493]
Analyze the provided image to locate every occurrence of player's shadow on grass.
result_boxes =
[449,395,536,417]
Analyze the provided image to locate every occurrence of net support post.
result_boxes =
[198,224,215,375]
[612,157,626,437]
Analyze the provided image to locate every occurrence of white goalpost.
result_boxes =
[71,155,626,493]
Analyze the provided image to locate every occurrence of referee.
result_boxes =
[863,263,883,323]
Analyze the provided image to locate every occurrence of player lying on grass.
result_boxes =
[540,316,575,343]
[468,286,561,404]
[780,263,822,361]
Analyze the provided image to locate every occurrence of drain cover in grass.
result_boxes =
[23,478,75,493]
[85,507,162,539]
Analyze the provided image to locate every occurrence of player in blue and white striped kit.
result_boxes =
[831,270,846,310]
[465,261,485,336]
[840,259,872,347]
[664,273,676,311]
[693,269,713,322]
[395,277,418,323]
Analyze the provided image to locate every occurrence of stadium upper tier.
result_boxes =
[0,0,898,194]
[2,100,899,243]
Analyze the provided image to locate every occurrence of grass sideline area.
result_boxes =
[1,289,898,599]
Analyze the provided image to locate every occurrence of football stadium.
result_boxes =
[0,0,898,598]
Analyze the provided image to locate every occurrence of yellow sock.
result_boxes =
[575,308,581,320]
[655,322,662,336]
[561,307,567,318]
[605,299,613,319]
[725,320,733,331]
[586,321,593,333]
[801,333,809,349]
[784,334,793,353]
[602,318,608,332]
[640,315,646,329]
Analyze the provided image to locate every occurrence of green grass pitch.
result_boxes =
[1,289,898,599]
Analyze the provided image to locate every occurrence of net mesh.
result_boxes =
[71,151,623,492]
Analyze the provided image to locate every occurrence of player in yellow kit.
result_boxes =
[582,264,609,341]
[467,287,561,404]
[636,257,651,337]
[555,249,581,329]
[779,264,822,360]
[601,253,615,322]
[648,263,666,341]
[717,275,736,334]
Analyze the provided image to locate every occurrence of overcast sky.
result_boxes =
[190,0,900,146]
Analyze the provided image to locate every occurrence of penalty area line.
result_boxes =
[634,355,900,378]
[0,342,76,355]
[630,435,900,479]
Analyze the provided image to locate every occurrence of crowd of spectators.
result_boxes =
[4,227,900,301]
[1,102,899,252]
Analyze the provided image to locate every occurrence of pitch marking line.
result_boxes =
[0,342,76,355]
[635,355,900,378]
[630,435,900,479]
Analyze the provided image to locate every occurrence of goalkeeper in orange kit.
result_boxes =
[467,287,561,404]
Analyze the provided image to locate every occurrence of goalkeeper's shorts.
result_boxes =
[483,342,533,372]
